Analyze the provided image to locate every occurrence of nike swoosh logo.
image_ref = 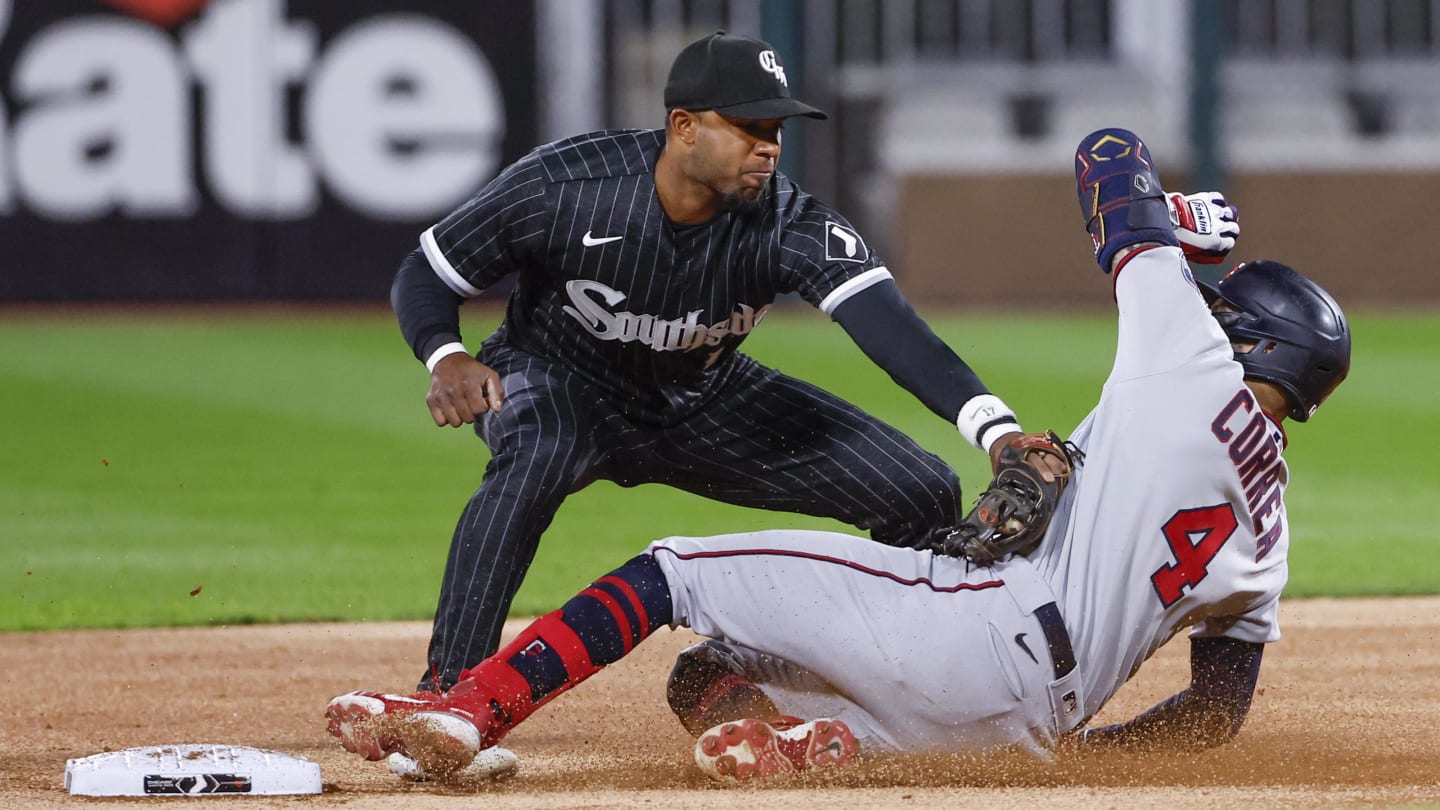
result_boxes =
[582,230,623,247]
[1014,632,1038,665]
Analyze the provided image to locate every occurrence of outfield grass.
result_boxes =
[1,305,1435,631]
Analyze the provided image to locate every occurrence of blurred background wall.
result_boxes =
[0,0,1434,304]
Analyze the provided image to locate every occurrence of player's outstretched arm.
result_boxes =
[831,281,1023,460]
[1079,637,1264,751]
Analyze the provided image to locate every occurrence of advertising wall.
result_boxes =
[894,169,1438,307]
[0,0,536,300]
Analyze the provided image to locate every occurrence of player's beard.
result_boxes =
[719,187,765,216]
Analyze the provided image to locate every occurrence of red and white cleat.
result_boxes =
[694,717,859,783]
[326,690,486,778]
[324,691,442,761]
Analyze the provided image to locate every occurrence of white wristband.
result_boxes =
[425,342,469,372]
[955,394,1022,453]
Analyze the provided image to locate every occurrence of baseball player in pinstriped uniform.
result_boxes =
[392,31,1043,704]
[327,127,1351,782]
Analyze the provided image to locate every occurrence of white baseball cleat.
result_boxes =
[694,716,858,782]
[387,745,519,782]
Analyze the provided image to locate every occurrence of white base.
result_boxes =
[65,744,322,796]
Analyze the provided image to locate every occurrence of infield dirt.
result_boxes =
[3,597,1437,809]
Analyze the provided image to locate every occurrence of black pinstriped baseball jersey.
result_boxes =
[419,128,892,425]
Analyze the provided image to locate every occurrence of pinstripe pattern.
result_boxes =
[422,350,960,690]
[417,128,961,690]
[423,129,888,426]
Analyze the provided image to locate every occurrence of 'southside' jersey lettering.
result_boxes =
[562,279,770,353]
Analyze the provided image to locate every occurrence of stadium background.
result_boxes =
[3,5,1439,806]
[4,0,1437,305]
[3,0,1437,627]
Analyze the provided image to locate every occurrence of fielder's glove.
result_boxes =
[1168,191,1239,264]
[934,431,1082,566]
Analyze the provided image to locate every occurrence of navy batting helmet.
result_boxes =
[1199,260,1350,422]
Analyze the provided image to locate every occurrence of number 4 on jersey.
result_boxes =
[1151,504,1239,607]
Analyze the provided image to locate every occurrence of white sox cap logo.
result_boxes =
[758,50,788,87]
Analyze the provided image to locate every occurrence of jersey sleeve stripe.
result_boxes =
[818,267,894,315]
[421,226,482,297]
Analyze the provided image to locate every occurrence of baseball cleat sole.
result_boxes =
[695,717,858,783]
[325,692,396,761]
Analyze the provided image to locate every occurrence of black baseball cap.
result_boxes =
[664,31,828,120]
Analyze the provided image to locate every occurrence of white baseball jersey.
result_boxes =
[648,246,1291,756]
[1030,245,1289,720]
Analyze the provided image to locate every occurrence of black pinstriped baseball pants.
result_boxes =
[418,347,962,691]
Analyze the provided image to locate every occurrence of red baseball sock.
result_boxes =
[439,608,586,745]
[440,554,672,745]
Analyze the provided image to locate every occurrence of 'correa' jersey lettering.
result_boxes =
[419,129,887,424]
[1211,388,1289,556]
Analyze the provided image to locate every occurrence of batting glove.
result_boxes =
[1168,191,1239,264]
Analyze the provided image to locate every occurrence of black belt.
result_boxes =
[1035,602,1076,679]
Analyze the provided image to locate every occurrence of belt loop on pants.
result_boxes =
[1034,602,1076,679]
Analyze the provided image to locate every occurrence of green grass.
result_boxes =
[2,306,1436,631]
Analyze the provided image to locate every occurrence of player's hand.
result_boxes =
[1168,191,1239,264]
[427,353,504,427]
[988,430,1069,483]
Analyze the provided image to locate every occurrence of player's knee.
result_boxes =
[928,464,963,510]
[868,463,960,547]
[667,641,738,715]
[666,641,776,736]
[898,462,962,519]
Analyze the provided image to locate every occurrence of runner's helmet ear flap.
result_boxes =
[1198,260,1351,422]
